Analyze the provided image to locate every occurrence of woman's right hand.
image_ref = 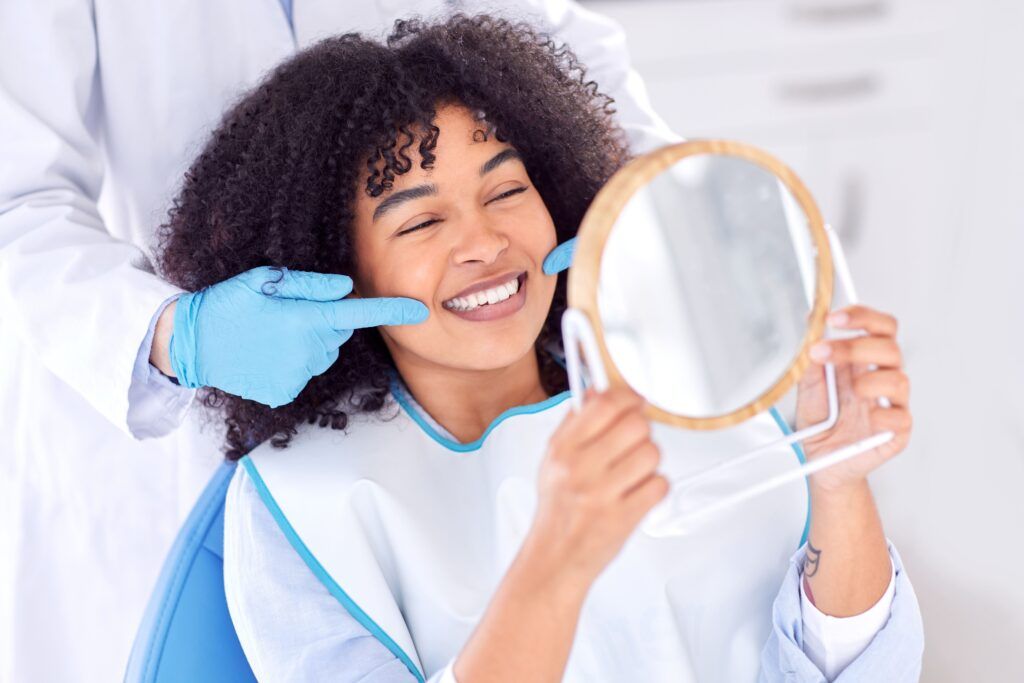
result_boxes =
[524,385,669,590]
[452,387,667,682]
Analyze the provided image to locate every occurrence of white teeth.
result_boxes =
[443,276,521,312]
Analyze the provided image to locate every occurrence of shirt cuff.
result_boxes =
[127,293,195,439]
[800,554,897,680]
[759,539,923,682]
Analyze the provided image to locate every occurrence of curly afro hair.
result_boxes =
[155,13,632,459]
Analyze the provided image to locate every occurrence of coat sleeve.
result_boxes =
[0,0,190,438]
[482,0,683,154]
[759,541,925,682]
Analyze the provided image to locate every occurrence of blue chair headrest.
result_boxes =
[125,460,256,682]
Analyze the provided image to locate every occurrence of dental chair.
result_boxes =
[124,460,256,682]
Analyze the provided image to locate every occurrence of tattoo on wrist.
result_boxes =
[804,541,822,578]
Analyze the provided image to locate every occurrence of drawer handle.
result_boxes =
[776,74,880,103]
[787,1,889,23]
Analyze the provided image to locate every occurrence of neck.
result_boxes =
[389,346,550,444]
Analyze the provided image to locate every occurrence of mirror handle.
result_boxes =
[826,223,891,409]
[561,308,610,413]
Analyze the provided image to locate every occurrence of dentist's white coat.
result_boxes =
[0,1,676,680]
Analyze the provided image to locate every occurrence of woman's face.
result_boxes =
[351,103,558,373]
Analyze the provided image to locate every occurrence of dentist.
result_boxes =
[0,1,677,680]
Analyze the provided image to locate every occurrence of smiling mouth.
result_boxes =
[443,272,523,311]
[441,273,528,321]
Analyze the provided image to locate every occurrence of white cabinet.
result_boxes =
[592,0,962,358]
[592,0,954,67]
[589,0,972,334]
[815,127,956,352]
[584,1,1023,681]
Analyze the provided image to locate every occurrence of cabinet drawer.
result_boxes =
[588,0,957,69]
[639,52,942,137]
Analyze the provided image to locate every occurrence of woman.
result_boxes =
[156,15,923,682]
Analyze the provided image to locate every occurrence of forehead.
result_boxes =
[431,104,496,150]
[371,104,506,187]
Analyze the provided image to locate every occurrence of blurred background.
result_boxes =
[585,0,1024,680]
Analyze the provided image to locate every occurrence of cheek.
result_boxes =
[528,197,558,247]
[524,201,559,289]
[358,243,440,302]
[502,196,558,269]
[365,252,442,348]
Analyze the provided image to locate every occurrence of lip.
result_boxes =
[443,272,528,322]
[446,270,525,301]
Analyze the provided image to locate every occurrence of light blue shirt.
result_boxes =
[760,541,924,681]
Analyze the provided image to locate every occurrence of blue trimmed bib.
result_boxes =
[243,385,808,682]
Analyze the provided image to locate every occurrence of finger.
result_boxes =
[827,305,898,337]
[583,408,652,469]
[542,237,576,276]
[810,336,902,368]
[245,267,355,301]
[853,370,910,407]
[322,296,429,330]
[561,386,644,446]
[870,405,913,435]
[798,357,826,388]
[607,441,661,496]
[619,473,670,526]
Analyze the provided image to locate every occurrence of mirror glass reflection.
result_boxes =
[597,153,821,418]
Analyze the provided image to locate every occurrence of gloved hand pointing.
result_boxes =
[169,266,428,408]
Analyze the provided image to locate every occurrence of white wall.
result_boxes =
[585,0,1024,680]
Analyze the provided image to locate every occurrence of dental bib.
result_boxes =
[242,384,808,683]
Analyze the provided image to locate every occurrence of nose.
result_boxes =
[450,216,510,266]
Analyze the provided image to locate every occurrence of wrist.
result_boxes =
[149,300,178,378]
[166,291,204,388]
[514,532,593,609]
[454,531,588,683]
[806,475,872,501]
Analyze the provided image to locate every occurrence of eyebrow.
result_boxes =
[372,183,438,222]
[480,148,521,177]
[370,148,522,223]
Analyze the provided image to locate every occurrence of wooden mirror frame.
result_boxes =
[568,140,834,430]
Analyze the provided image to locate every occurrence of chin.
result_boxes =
[444,333,541,372]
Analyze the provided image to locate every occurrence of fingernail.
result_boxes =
[828,311,849,326]
[809,342,832,361]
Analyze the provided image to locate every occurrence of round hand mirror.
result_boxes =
[568,140,834,429]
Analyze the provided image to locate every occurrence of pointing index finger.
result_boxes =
[321,296,429,330]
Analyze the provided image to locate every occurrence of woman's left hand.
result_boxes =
[794,304,913,493]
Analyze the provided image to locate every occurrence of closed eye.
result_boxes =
[487,186,528,204]
[397,218,441,236]
[396,186,529,236]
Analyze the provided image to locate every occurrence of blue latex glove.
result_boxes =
[169,266,428,408]
[542,237,576,275]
